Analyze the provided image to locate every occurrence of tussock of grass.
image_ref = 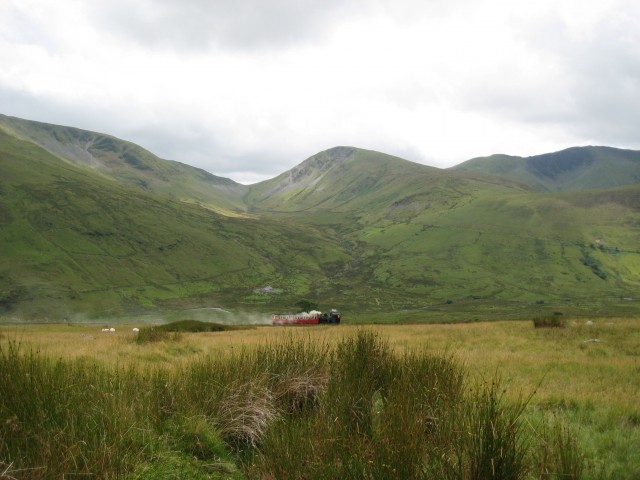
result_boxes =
[273,367,327,413]
[216,381,278,448]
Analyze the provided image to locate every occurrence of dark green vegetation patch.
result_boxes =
[154,319,249,333]
[532,312,567,328]
[135,320,251,343]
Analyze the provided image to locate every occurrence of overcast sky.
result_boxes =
[1,0,639,183]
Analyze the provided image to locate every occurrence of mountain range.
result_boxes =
[453,147,640,192]
[1,113,639,321]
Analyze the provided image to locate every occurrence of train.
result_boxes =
[272,309,341,325]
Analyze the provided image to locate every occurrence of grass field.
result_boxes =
[1,317,638,478]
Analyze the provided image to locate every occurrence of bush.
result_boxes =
[295,299,318,312]
[135,320,246,343]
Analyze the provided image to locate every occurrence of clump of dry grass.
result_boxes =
[273,367,328,413]
[216,380,279,448]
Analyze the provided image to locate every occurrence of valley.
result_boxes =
[1,114,640,321]
[1,114,639,478]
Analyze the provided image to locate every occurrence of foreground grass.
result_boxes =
[1,318,639,478]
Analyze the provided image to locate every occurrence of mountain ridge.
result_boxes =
[2,114,640,321]
[451,145,640,191]
[0,114,249,215]
[5,114,640,196]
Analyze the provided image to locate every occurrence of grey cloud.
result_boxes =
[0,4,60,52]
[461,4,640,148]
[0,87,287,181]
[90,0,363,52]
[0,83,301,181]
[124,122,298,180]
[0,86,112,133]
[566,16,640,144]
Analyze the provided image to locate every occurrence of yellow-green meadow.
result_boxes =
[1,317,638,478]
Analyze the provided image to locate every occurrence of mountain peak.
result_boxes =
[287,146,356,181]
[320,145,357,160]
[452,145,640,191]
[244,146,440,211]
[524,146,599,178]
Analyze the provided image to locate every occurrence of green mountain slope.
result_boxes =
[245,147,441,212]
[341,185,640,317]
[246,146,527,226]
[245,147,640,318]
[2,116,640,321]
[451,146,640,191]
[0,129,349,318]
[0,114,248,215]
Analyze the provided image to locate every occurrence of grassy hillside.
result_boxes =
[0,114,248,215]
[344,187,640,318]
[0,130,350,319]
[2,116,640,320]
[245,146,439,212]
[247,147,640,318]
[452,146,640,192]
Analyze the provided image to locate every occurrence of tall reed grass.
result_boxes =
[0,341,152,478]
[1,332,585,479]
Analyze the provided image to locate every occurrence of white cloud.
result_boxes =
[89,0,364,51]
[457,0,640,145]
[1,0,639,183]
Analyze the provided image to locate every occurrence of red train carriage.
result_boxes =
[272,309,341,325]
